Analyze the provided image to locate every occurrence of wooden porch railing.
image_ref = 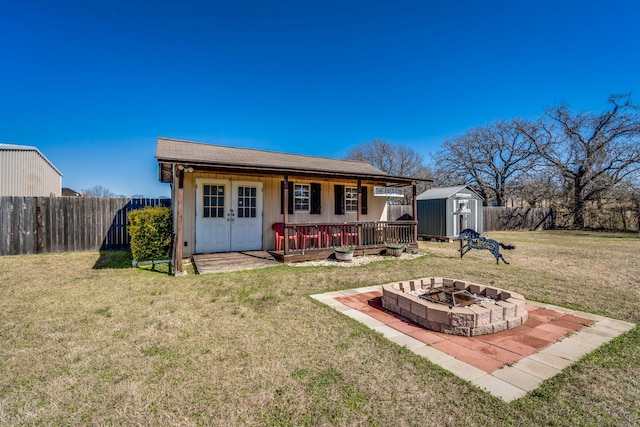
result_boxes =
[281,221,417,253]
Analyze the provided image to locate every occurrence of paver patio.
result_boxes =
[311,286,635,402]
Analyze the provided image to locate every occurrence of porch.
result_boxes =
[192,251,279,274]
[270,220,418,263]
[157,138,432,275]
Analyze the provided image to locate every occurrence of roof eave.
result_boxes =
[157,158,426,186]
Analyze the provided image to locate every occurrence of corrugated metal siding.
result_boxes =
[0,149,62,196]
[417,199,446,236]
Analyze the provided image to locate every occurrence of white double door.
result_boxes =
[195,179,263,253]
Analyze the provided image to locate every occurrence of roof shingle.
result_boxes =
[156,137,418,184]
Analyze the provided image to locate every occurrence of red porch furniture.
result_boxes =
[298,225,321,250]
[272,222,297,251]
[318,225,343,248]
[341,224,359,246]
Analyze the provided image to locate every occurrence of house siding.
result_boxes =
[174,171,388,257]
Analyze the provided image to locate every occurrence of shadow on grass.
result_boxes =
[135,262,172,275]
[93,250,133,269]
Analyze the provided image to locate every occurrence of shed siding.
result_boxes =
[416,185,483,239]
[417,199,446,236]
[0,149,62,196]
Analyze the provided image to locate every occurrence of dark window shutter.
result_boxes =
[334,185,345,215]
[310,183,321,215]
[361,186,368,215]
[281,181,294,214]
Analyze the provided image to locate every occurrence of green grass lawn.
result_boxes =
[1,231,639,426]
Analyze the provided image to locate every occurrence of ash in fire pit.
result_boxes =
[418,286,482,307]
[381,277,528,336]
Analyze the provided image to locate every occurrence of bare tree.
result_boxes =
[346,138,432,203]
[433,119,538,206]
[520,94,640,229]
[81,185,116,198]
[594,181,640,231]
[513,169,564,208]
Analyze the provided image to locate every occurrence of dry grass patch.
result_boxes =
[0,231,639,426]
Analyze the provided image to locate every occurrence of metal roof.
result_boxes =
[416,185,483,200]
[0,143,63,176]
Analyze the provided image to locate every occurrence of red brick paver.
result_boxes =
[335,291,594,373]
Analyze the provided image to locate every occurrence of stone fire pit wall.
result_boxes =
[381,277,528,337]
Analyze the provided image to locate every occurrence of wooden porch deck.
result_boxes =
[191,221,419,272]
[192,242,419,273]
[192,251,279,274]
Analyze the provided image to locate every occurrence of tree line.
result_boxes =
[347,94,640,231]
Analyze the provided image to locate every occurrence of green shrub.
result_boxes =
[128,206,173,261]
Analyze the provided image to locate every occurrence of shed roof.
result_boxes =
[156,137,427,185]
[416,185,483,200]
[0,143,63,176]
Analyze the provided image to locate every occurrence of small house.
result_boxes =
[416,185,483,240]
[155,137,431,273]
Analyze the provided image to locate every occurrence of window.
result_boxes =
[203,184,225,218]
[282,181,321,214]
[335,185,368,215]
[345,187,358,212]
[294,184,310,212]
[237,186,257,218]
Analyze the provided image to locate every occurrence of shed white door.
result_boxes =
[195,179,263,253]
[229,182,263,251]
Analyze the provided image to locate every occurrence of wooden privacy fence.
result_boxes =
[483,207,554,231]
[388,205,414,221]
[0,197,171,256]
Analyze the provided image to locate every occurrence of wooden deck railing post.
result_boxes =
[357,180,363,246]
[283,175,289,254]
[412,184,418,243]
[275,220,415,258]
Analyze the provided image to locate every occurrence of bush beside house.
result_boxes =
[128,206,173,262]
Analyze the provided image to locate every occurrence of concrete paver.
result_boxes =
[439,358,487,381]
[510,358,562,380]
[527,352,574,371]
[310,288,635,403]
[492,366,544,391]
[387,333,428,350]
[371,324,405,338]
[413,345,455,364]
[472,374,527,401]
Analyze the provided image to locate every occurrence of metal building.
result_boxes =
[0,144,63,196]
[416,185,483,239]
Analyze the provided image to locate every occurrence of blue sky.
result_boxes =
[1,0,639,197]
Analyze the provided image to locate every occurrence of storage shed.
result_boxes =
[0,143,62,196]
[416,185,483,240]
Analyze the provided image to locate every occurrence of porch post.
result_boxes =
[357,179,362,246]
[412,183,418,243]
[174,165,185,276]
[283,175,289,254]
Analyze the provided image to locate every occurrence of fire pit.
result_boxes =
[381,277,528,336]
[418,287,481,307]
